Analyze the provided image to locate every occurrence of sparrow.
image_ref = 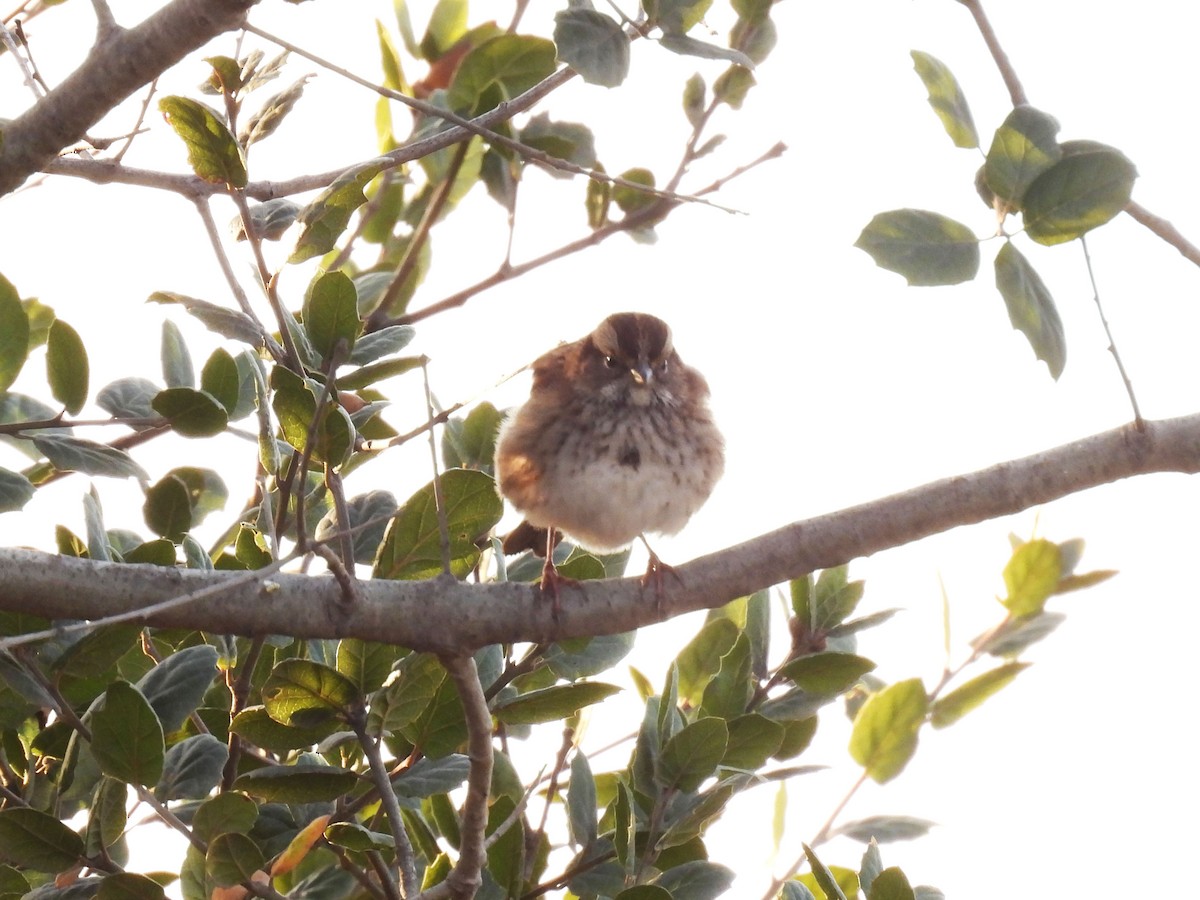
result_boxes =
[495,312,724,610]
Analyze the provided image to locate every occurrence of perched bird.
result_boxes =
[495,312,724,609]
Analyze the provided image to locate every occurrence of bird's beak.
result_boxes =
[631,361,653,385]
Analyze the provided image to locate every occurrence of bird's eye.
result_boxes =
[604,356,619,368]
[657,359,669,374]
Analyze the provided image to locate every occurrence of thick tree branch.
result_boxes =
[0,0,257,195]
[1,414,1197,648]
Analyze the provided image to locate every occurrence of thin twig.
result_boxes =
[370,140,470,328]
[420,655,493,900]
[959,0,1027,106]
[390,142,786,328]
[420,358,453,577]
[1125,200,1200,269]
[1081,235,1143,428]
[350,707,416,900]
[112,77,157,163]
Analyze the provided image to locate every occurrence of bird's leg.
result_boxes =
[539,526,577,620]
[638,534,683,614]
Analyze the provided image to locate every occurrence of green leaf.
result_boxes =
[229,705,335,752]
[91,682,165,787]
[316,490,397,566]
[658,716,728,793]
[240,75,310,147]
[373,468,503,580]
[983,105,1061,206]
[447,35,557,116]
[793,567,864,633]
[994,242,1065,379]
[0,468,34,513]
[96,872,167,900]
[803,844,850,900]
[97,377,161,418]
[932,662,1029,728]
[262,658,361,728]
[46,319,88,415]
[303,271,360,361]
[158,96,248,188]
[336,639,396,694]
[232,198,301,242]
[849,678,928,784]
[520,114,598,174]
[554,8,630,87]
[233,763,359,803]
[0,807,85,871]
[156,733,229,801]
[160,319,195,389]
[683,73,706,126]
[269,367,354,465]
[659,33,755,70]
[1022,147,1136,245]
[544,630,636,680]
[779,653,875,695]
[713,65,755,109]
[654,861,734,899]
[567,750,598,849]
[650,0,715,33]
[324,822,394,852]
[700,631,752,719]
[909,51,977,149]
[675,618,739,708]
[148,292,266,346]
[836,816,936,844]
[348,324,415,365]
[0,273,30,393]
[419,0,468,60]
[441,401,502,473]
[290,160,388,264]
[854,209,979,286]
[143,474,193,541]
[493,682,621,726]
[206,832,265,887]
[721,713,783,770]
[152,387,229,437]
[33,435,149,482]
[191,791,259,843]
[586,167,611,228]
[614,888,671,900]
[868,867,915,900]
[613,167,657,214]
[391,754,470,800]
[200,348,241,414]
[1002,538,1062,617]
[136,644,219,734]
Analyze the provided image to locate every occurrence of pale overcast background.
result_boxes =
[3,1,1200,897]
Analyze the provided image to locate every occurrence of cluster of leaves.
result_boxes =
[854,51,1138,380]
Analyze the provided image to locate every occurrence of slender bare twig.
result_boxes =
[110,78,156,162]
[420,358,453,578]
[1081,236,1143,427]
[391,142,785,328]
[959,0,1027,106]
[1124,200,1200,268]
[419,655,493,900]
[369,140,471,328]
[350,707,415,900]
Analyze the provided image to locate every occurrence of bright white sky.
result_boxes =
[4,1,1200,897]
